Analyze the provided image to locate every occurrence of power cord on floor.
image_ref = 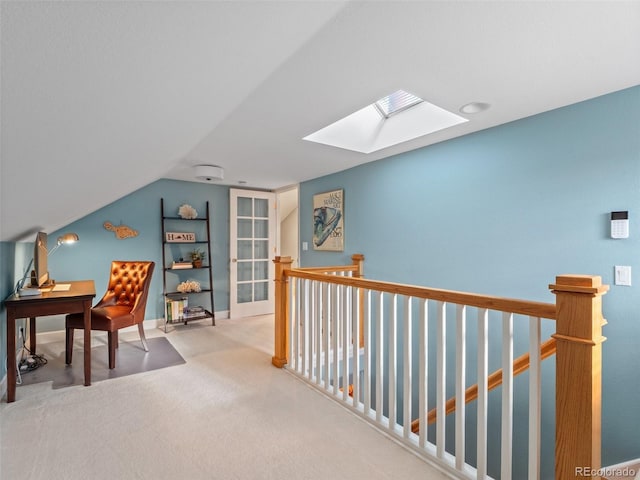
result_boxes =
[15,326,47,384]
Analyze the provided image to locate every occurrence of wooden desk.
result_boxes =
[4,280,95,402]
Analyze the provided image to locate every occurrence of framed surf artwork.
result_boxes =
[313,189,344,251]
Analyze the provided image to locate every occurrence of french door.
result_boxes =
[229,189,276,318]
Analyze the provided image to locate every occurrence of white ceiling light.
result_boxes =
[459,102,491,114]
[304,90,468,154]
[194,164,224,182]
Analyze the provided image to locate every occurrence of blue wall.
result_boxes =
[300,86,640,478]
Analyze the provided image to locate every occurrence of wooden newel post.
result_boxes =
[550,275,609,480]
[272,256,293,368]
[351,253,365,278]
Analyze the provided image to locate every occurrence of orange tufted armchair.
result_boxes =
[65,261,155,369]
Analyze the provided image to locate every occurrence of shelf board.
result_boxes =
[162,216,207,221]
[165,289,212,297]
[165,266,211,271]
[163,241,209,245]
[165,310,214,325]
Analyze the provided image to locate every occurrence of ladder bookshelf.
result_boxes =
[161,198,215,332]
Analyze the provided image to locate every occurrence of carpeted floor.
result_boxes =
[1,316,448,480]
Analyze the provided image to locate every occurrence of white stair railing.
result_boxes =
[285,277,552,478]
[272,256,608,480]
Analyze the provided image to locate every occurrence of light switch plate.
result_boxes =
[302,241,308,251]
[614,265,632,286]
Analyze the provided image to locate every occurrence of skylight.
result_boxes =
[304,90,468,154]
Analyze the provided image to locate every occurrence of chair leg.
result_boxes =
[138,323,149,352]
[65,327,74,365]
[108,331,116,369]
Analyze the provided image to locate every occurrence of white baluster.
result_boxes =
[436,301,446,459]
[389,293,397,431]
[352,285,360,407]
[418,298,428,449]
[403,296,412,439]
[322,282,330,390]
[477,308,489,479]
[290,277,298,372]
[315,280,321,385]
[307,279,314,381]
[342,285,349,402]
[455,304,467,470]
[364,289,372,416]
[300,279,307,375]
[375,291,384,424]
[332,283,339,395]
[529,316,541,480]
[501,312,514,480]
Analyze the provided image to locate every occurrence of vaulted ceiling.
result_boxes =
[2,1,639,242]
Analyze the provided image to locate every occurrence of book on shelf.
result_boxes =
[171,261,193,269]
[166,297,189,321]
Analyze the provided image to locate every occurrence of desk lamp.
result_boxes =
[14,232,80,295]
[48,233,79,255]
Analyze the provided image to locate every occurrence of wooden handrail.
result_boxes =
[411,337,557,433]
[284,269,557,319]
[296,265,359,273]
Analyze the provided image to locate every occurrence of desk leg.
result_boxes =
[29,317,36,354]
[6,311,16,403]
[83,299,91,386]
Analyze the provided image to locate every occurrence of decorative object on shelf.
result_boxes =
[103,221,138,239]
[171,261,193,269]
[177,280,201,293]
[165,232,196,243]
[313,189,344,251]
[190,248,206,268]
[178,204,198,219]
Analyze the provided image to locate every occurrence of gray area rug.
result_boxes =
[17,336,185,389]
